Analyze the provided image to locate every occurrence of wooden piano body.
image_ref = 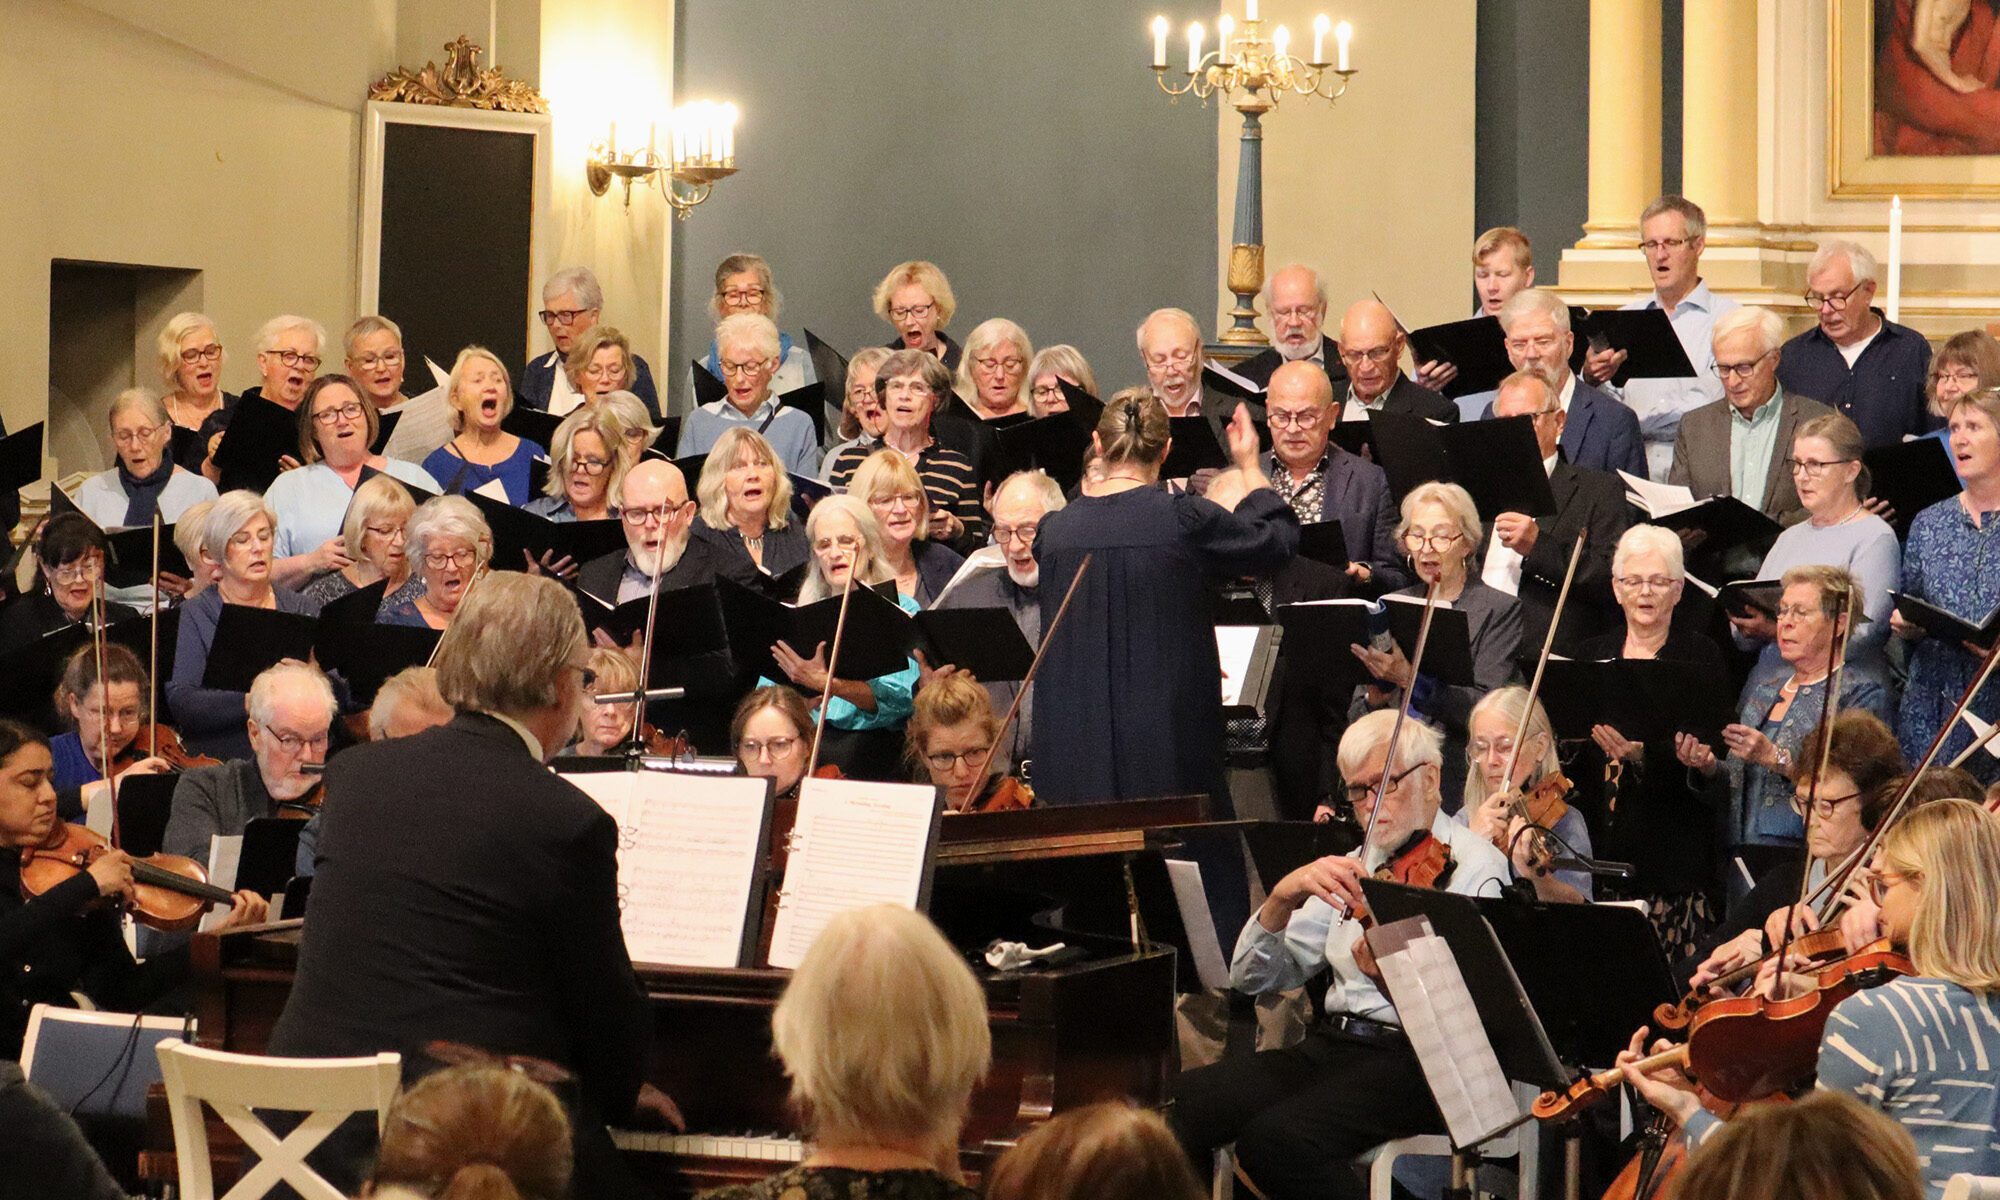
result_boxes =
[170,798,1209,1195]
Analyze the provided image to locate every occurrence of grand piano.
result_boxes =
[171,797,1235,1194]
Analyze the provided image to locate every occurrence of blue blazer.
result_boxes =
[516,350,661,422]
[1482,380,1646,478]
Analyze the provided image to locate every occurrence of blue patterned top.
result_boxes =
[1896,496,2000,772]
[1731,668,1892,847]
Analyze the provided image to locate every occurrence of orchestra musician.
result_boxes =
[0,717,266,1062]
[702,905,989,1200]
[0,514,138,657]
[564,648,638,758]
[161,661,335,866]
[1169,710,1510,1200]
[908,674,1015,812]
[1621,799,2000,1198]
[267,571,676,1199]
[732,686,813,801]
[49,643,170,821]
[1458,687,1594,901]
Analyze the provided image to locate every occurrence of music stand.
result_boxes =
[1472,897,1677,1070]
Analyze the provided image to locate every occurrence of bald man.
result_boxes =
[577,459,726,603]
[1332,301,1458,425]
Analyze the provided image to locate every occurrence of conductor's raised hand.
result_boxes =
[1225,402,1262,469]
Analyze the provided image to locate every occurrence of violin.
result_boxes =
[1495,770,1574,864]
[1651,926,1851,1031]
[19,820,237,932]
[110,722,221,774]
[966,775,1035,814]
[1375,829,1454,890]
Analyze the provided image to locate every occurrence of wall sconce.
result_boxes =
[585,100,740,218]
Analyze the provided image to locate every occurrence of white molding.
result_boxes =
[357,101,554,354]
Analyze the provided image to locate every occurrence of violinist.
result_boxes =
[565,649,639,758]
[0,717,266,1061]
[1459,687,1593,901]
[1169,711,1510,1200]
[162,662,333,868]
[0,514,139,657]
[49,644,171,821]
[732,686,812,802]
[908,674,1021,812]
[1622,800,2000,1198]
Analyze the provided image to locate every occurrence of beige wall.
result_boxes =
[1214,0,1477,339]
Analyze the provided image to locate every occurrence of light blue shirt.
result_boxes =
[1728,387,1787,513]
[74,466,220,611]
[677,396,821,478]
[267,459,442,559]
[1228,811,1512,1024]
[1606,280,1738,480]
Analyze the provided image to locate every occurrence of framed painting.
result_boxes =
[1830,0,2000,196]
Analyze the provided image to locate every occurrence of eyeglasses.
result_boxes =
[363,523,406,541]
[261,723,329,755]
[993,523,1040,546]
[179,343,223,364]
[889,302,936,321]
[1344,763,1422,805]
[926,746,993,772]
[720,288,766,306]
[267,349,322,370]
[1786,457,1856,477]
[351,351,404,370]
[814,534,863,553]
[582,363,627,381]
[1403,530,1465,551]
[112,423,164,446]
[539,308,594,326]
[1790,790,1861,818]
[1715,352,1775,380]
[1338,345,1398,366]
[1775,604,1828,622]
[76,702,141,726]
[1145,348,1197,367]
[971,355,1026,375]
[1937,368,1981,387]
[1869,869,1919,905]
[740,735,800,760]
[1637,237,1692,253]
[1467,736,1522,760]
[312,402,367,425]
[1616,575,1677,593]
[1272,305,1323,323]
[1268,409,1325,431]
[622,503,690,526]
[423,548,479,568]
[1803,282,1865,310]
[872,492,923,512]
[571,455,612,476]
[1504,335,1562,355]
[46,557,103,584]
[1030,383,1067,402]
[718,358,772,378]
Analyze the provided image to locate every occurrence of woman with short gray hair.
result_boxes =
[157,312,234,472]
[691,253,814,401]
[676,313,822,477]
[383,495,492,630]
[73,388,217,607]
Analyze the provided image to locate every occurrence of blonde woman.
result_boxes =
[693,427,807,580]
[562,325,634,409]
[874,260,961,369]
[954,318,1033,422]
[422,347,543,505]
[1026,344,1098,417]
[300,474,423,613]
[527,406,627,523]
[849,449,964,605]
[1458,687,1593,901]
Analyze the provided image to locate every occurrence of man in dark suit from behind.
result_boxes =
[1482,369,1628,659]
[1233,265,1350,390]
[269,571,678,1199]
[1331,300,1460,426]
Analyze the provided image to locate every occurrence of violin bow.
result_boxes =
[1776,583,1852,973]
[148,512,162,758]
[624,523,672,762]
[91,583,119,845]
[1498,530,1587,851]
[960,553,1094,813]
[1361,576,1442,853]
[802,567,859,781]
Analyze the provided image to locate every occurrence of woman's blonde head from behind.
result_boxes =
[366,1064,571,1200]
[986,1102,1204,1200]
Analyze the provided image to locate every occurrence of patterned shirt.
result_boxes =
[1268,451,1328,524]
[827,440,985,541]
[1897,498,2000,769]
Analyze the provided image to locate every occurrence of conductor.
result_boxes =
[268,571,678,1197]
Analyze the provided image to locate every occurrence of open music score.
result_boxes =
[766,777,943,970]
[567,770,775,969]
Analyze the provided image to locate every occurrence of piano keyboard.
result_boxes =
[610,1129,807,1163]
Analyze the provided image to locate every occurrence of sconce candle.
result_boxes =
[1153,16,1169,66]
[1312,14,1329,64]
[1188,21,1203,72]
[1335,20,1352,70]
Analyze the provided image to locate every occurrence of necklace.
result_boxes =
[1813,503,1864,528]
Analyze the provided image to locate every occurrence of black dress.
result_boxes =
[1032,485,1299,808]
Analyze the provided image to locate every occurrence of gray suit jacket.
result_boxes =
[1668,390,1833,527]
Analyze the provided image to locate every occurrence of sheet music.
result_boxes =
[569,771,771,968]
[1216,626,1262,707]
[767,777,939,970]
[1619,470,1700,518]
[1164,859,1232,991]
[1372,919,1519,1148]
[471,477,511,504]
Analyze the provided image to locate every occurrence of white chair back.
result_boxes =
[153,1037,400,1200]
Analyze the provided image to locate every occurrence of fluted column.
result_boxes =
[1580,0,1663,246]
[1681,0,1759,232]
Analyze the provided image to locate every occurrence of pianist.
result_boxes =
[267,572,677,1199]
[704,905,990,1200]
[1168,710,1510,1200]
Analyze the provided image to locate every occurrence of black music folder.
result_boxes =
[102,525,191,590]
[318,579,389,625]
[1380,593,1478,687]
[1160,414,1271,481]
[1274,598,1377,692]
[1865,437,1960,537]
[692,360,726,407]
[211,393,299,494]
[466,492,628,573]
[0,422,45,492]
[1892,592,2000,647]
[1331,418,1377,461]
[1203,362,1265,401]
[1576,309,1696,385]
[1540,656,1731,749]
[1714,578,1784,620]
[911,607,1035,682]
[716,575,915,683]
[993,412,1096,492]
[1625,489,1782,563]
[577,581,730,656]
[804,328,851,432]
[501,405,564,450]
[201,606,318,692]
[0,610,180,720]
[316,620,438,705]
[1406,315,1514,398]
[1297,520,1349,571]
[1370,411,1557,518]
[368,409,402,456]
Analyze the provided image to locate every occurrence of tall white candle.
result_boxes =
[647,121,656,161]
[1335,20,1352,70]
[1313,14,1329,63]
[1153,16,1169,66]
[607,121,617,158]
[1273,23,1289,58]
[1217,14,1234,62]
[1189,22,1204,72]
[1886,194,1904,323]
[1246,0,1258,22]
[721,103,738,163]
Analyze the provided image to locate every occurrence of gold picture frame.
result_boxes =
[1829,0,2000,198]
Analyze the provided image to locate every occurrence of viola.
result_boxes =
[18,820,237,932]
[965,775,1035,814]
[1651,926,1851,1031]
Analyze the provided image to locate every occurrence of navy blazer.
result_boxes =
[1481,380,1646,478]
[516,349,661,422]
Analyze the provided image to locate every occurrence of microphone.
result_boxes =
[1546,855,1633,879]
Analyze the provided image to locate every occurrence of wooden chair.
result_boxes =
[153,1037,399,1200]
